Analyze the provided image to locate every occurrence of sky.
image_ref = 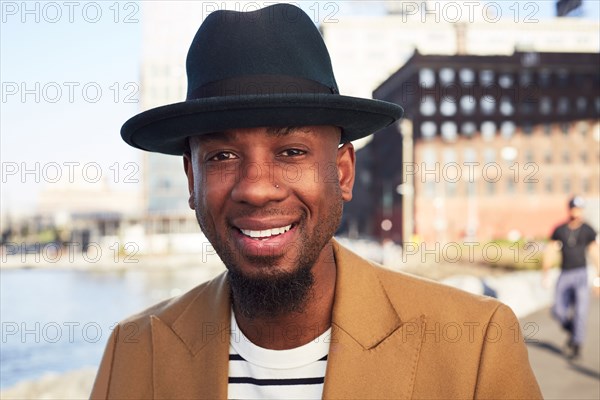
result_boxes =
[1,0,599,218]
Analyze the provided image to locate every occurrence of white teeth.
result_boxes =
[240,224,292,239]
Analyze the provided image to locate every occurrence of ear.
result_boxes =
[336,142,355,202]
[183,153,196,210]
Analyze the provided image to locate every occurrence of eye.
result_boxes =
[208,151,238,161]
[279,148,306,157]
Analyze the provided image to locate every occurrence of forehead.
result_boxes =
[190,126,340,146]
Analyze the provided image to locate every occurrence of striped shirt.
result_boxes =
[228,312,331,400]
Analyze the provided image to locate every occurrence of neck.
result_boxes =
[233,242,337,350]
[568,218,582,229]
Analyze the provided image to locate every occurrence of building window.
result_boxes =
[501,121,516,139]
[501,146,518,162]
[440,68,455,85]
[462,122,476,138]
[545,178,553,193]
[578,121,590,137]
[582,178,589,193]
[441,122,458,142]
[539,97,552,115]
[480,70,494,86]
[521,97,536,114]
[520,71,533,86]
[421,121,437,140]
[525,149,534,163]
[523,123,533,136]
[459,68,475,85]
[460,96,476,115]
[543,123,552,135]
[419,69,435,88]
[481,121,496,141]
[538,69,551,87]
[557,97,570,115]
[576,97,588,113]
[557,69,569,87]
[443,149,457,196]
[561,123,570,135]
[440,97,457,116]
[563,178,571,194]
[420,96,436,116]
[481,95,496,115]
[464,148,476,196]
[498,73,513,88]
[544,149,552,164]
[500,97,514,116]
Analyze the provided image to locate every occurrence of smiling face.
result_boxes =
[184,126,355,317]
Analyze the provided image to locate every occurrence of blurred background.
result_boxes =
[1,0,599,398]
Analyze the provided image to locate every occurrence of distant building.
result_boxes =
[139,3,204,216]
[344,51,600,244]
[322,15,599,101]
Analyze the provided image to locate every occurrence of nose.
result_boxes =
[230,161,287,206]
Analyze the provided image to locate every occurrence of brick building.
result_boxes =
[341,51,600,243]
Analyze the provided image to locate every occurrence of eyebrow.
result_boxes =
[266,126,304,137]
[193,126,308,146]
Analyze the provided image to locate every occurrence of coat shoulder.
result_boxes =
[376,264,502,321]
[117,271,228,337]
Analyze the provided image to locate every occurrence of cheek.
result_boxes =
[196,171,232,212]
[294,163,340,208]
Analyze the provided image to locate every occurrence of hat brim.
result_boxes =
[121,94,403,155]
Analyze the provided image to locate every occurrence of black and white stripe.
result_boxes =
[227,312,331,400]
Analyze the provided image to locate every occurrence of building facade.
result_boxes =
[348,51,600,244]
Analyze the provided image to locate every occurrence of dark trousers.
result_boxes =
[552,267,590,345]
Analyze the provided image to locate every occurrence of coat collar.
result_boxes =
[322,240,424,399]
[328,240,403,348]
[151,272,231,399]
[150,239,423,399]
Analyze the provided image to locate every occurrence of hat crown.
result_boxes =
[186,4,338,99]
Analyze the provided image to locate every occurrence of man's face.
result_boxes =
[183,126,355,317]
[569,206,583,221]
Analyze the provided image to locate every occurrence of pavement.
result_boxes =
[523,293,600,400]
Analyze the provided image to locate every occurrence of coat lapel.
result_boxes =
[323,241,425,399]
[151,272,231,399]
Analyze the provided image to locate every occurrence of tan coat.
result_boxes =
[91,240,542,399]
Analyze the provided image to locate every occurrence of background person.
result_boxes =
[543,196,600,359]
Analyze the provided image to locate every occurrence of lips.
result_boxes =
[230,218,300,258]
[239,224,292,239]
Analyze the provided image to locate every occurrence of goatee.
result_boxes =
[227,256,315,319]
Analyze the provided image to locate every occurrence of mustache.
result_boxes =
[226,207,305,220]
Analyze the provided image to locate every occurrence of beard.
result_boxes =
[226,252,315,319]
[194,190,343,319]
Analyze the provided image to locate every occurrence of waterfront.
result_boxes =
[0,265,224,389]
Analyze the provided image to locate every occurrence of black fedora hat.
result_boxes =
[121,3,403,155]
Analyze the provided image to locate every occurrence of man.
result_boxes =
[543,196,599,360]
[91,4,541,399]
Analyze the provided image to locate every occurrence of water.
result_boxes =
[0,266,223,389]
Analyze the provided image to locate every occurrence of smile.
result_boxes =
[239,224,293,240]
